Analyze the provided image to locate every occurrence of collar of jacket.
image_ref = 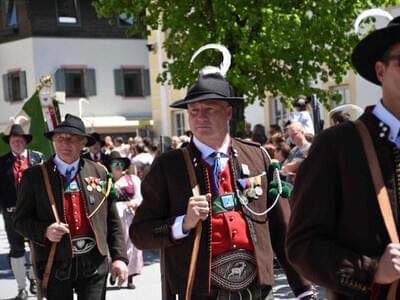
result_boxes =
[359,110,393,147]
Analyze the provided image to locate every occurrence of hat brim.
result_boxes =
[109,157,130,170]
[2,134,32,144]
[170,93,244,109]
[352,25,400,85]
[44,127,96,147]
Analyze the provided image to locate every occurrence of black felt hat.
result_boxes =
[2,124,32,144]
[108,151,130,170]
[90,132,105,147]
[44,114,96,146]
[352,16,400,85]
[170,73,243,109]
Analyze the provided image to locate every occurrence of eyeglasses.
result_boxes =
[111,162,124,168]
[53,135,83,144]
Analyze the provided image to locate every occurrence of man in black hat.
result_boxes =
[0,123,45,300]
[131,70,315,299]
[286,14,400,299]
[13,114,128,300]
[82,132,108,165]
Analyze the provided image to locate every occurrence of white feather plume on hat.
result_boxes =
[190,43,231,77]
[354,8,393,33]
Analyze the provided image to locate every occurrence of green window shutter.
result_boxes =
[19,71,27,99]
[143,69,151,96]
[2,74,10,102]
[55,68,66,91]
[86,68,96,96]
[114,69,124,96]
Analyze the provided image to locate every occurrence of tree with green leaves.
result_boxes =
[94,0,397,109]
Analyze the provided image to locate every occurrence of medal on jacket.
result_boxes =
[244,188,257,199]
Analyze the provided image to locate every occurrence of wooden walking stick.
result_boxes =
[40,164,61,297]
[182,148,202,300]
[355,121,399,299]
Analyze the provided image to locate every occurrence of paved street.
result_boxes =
[0,212,325,299]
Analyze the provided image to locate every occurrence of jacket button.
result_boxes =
[232,244,237,249]
[229,216,234,222]
[232,230,237,237]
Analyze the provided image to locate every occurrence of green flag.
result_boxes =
[0,91,54,158]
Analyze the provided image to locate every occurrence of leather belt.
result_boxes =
[211,249,257,291]
[71,235,96,256]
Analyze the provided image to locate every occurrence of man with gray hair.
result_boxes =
[14,114,128,300]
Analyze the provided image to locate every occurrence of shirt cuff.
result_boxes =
[172,215,190,240]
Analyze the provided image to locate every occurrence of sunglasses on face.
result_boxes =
[111,162,124,168]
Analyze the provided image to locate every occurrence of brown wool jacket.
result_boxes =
[287,111,398,299]
[13,158,128,269]
[131,138,311,298]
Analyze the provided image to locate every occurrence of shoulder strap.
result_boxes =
[355,120,399,243]
[355,120,399,300]
[181,147,201,300]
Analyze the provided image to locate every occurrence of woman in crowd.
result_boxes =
[108,151,143,289]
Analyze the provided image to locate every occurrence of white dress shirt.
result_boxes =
[53,154,79,178]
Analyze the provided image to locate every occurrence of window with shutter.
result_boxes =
[86,69,96,96]
[65,69,85,97]
[56,68,95,98]
[2,74,10,102]
[173,111,185,136]
[19,71,27,99]
[144,69,151,96]
[55,69,66,92]
[56,0,80,26]
[115,67,150,98]
[3,0,18,28]
[2,71,27,102]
